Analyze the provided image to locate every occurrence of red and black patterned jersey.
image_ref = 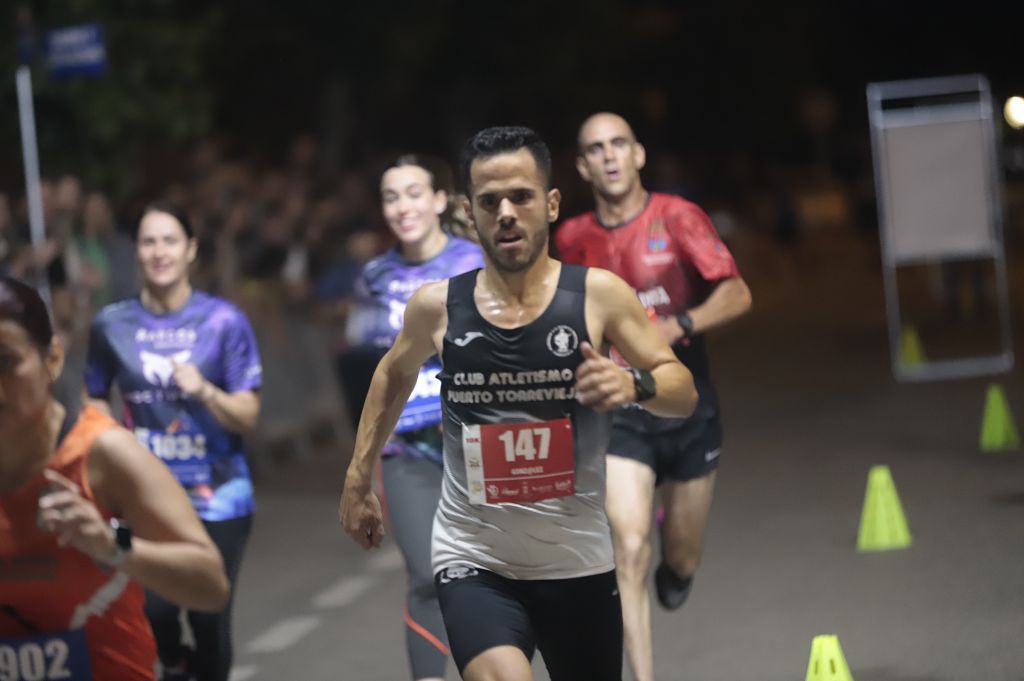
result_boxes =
[556,193,740,428]
[556,192,738,314]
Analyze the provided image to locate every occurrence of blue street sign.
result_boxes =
[46,23,107,78]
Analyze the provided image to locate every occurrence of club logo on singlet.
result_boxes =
[545,325,578,358]
[140,350,191,386]
[647,220,668,252]
[643,219,676,265]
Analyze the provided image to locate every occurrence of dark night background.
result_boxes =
[4,0,1024,204]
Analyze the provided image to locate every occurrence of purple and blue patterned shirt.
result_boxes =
[347,236,483,462]
[85,291,262,521]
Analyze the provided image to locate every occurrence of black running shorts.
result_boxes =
[434,566,623,680]
[607,414,723,484]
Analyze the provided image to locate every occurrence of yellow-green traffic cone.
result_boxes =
[857,465,912,552]
[980,384,1020,452]
[805,634,854,681]
[900,324,925,367]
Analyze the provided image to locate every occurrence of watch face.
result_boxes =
[111,519,132,549]
[633,369,657,402]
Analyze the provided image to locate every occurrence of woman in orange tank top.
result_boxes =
[0,276,229,681]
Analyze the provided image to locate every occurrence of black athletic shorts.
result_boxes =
[435,566,622,680]
[607,414,723,484]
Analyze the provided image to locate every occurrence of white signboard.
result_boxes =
[880,117,994,263]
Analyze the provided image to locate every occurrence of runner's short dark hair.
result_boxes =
[459,126,552,194]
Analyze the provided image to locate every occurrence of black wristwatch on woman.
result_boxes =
[107,518,133,567]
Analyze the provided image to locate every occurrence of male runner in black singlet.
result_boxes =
[340,126,698,681]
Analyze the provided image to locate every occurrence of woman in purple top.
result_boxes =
[85,202,262,681]
[344,156,483,681]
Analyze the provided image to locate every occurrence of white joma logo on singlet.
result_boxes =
[452,331,485,347]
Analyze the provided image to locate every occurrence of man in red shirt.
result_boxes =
[556,112,752,681]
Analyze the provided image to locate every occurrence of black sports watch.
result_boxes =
[676,312,695,339]
[628,368,657,403]
[108,518,133,567]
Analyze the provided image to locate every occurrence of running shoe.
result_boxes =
[654,562,692,611]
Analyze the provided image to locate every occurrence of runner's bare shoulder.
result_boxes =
[584,267,637,304]
[88,425,182,512]
[404,280,450,334]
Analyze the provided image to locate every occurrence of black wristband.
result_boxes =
[676,312,695,339]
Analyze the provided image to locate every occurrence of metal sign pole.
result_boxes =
[15,64,51,308]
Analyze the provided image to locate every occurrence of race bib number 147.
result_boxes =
[463,418,575,504]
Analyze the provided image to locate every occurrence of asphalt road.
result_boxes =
[228,232,1024,681]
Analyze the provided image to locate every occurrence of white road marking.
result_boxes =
[312,574,378,609]
[228,665,259,681]
[367,545,404,572]
[246,615,322,653]
[239,546,406,663]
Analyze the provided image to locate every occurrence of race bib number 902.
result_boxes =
[463,418,575,504]
[0,629,91,681]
